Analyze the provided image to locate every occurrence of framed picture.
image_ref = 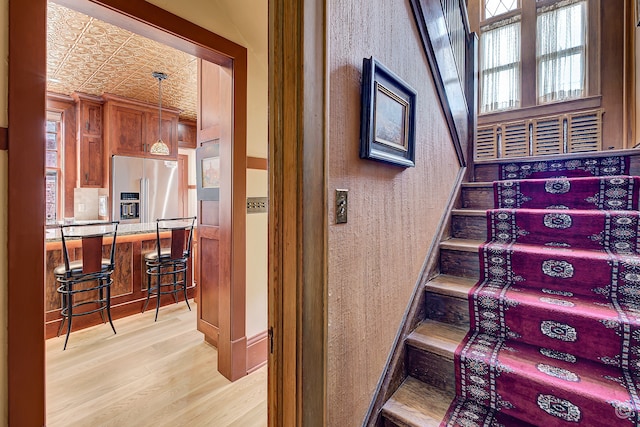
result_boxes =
[196,140,220,201]
[360,57,417,167]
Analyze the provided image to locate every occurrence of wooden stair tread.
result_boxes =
[406,320,467,359]
[381,376,454,427]
[472,149,640,165]
[461,182,492,188]
[439,238,483,252]
[426,275,475,298]
[451,209,487,216]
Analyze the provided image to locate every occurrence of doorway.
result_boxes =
[8,0,256,424]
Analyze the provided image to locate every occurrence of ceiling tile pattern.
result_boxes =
[47,2,197,120]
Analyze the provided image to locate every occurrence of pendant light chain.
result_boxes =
[158,74,162,141]
[150,72,170,155]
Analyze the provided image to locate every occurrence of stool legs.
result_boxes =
[105,278,116,335]
[155,267,161,321]
[143,260,190,321]
[142,266,153,314]
[63,287,73,351]
[56,276,116,350]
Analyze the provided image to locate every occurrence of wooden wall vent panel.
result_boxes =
[475,109,603,160]
[532,117,562,156]
[568,109,602,153]
[476,125,498,160]
[501,121,528,158]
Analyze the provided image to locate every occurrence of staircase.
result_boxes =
[378,152,640,426]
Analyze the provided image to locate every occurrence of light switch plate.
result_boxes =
[336,189,348,224]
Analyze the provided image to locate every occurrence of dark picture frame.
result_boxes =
[195,140,220,201]
[360,56,417,167]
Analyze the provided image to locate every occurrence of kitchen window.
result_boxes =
[45,111,63,225]
[478,0,590,114]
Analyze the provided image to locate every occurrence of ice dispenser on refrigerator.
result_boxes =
[111,155,179,224]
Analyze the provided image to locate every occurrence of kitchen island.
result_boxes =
[45,222,196,339]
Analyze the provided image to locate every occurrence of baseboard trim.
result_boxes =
[246,330,268,374]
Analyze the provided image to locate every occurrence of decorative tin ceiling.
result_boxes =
[47,2,198,120]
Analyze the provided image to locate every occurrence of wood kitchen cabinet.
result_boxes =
[103,93,180,159]
[73,93,105,188]
[178,119,197,149]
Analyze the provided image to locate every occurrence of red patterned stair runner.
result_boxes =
[442,157,640,427]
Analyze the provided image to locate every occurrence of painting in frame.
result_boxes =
[360,56,417,167]
[196,140,220,201]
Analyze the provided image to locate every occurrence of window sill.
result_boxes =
[478,96,602,125]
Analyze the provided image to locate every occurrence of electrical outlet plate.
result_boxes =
[336,189,348,224]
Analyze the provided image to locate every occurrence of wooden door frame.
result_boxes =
[8,1,246,424]
[177,154,189,217]
[268,0,327,425]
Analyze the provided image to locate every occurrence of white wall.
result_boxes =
[245,169,267,338]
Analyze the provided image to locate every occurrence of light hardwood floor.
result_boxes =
[46,301,267,427]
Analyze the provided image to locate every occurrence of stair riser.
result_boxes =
[439,249,479,279]
[425,292,470,327]
[382,417,413,427]
[406,347,456,395]
[461,187,493,209]
[474,163,499,182]
[451,215,487,240]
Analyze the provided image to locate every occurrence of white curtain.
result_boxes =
[480,18,521,113]
[537,0,586,103]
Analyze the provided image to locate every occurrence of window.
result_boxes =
[484,0,518,19]
[537,1,586,103]
[480,18,521,113]
[45,112,63,225]
[478,0,589,114]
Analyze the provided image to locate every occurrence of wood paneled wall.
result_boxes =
[327,1,461,425]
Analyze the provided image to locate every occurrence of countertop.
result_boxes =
[45,222,161,242]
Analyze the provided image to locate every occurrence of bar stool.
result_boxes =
[143,217,196,321]
[54,221,119,350]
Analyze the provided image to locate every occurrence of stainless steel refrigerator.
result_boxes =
[111,155,179,224]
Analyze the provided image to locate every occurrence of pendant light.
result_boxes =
[149,71,170,156]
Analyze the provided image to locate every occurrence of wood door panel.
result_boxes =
[200,200,220,226]
[198,60,221,143]
[199,236,219,326]
[196,54,248,381]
